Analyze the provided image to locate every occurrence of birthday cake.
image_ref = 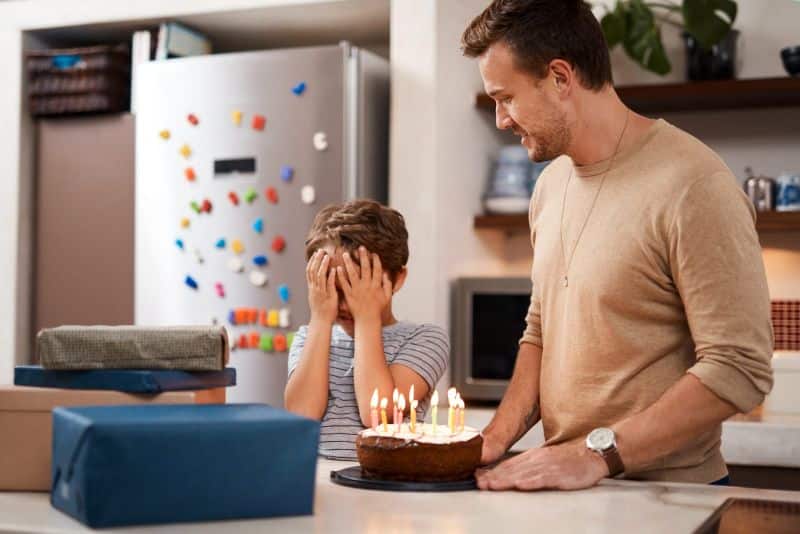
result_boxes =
[355,424,483,482]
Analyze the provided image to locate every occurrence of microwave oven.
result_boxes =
[450,277,532,402]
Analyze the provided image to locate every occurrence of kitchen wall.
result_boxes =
[390,0,800,339]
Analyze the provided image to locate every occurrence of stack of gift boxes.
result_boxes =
[0,325,320,528]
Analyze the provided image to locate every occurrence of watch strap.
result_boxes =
[600,446,625,477]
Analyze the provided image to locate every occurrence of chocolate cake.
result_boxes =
[355,424,483,482]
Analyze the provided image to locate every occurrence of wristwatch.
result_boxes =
[586,427,625,477]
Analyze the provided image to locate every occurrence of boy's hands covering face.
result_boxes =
[336,246,392,324]
[306,249,338,324]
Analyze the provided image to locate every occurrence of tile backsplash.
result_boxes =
[772,300,800,351]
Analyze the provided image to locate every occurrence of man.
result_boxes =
[461,0,773,490]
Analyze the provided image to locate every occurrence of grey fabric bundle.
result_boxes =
[37,326,230,371]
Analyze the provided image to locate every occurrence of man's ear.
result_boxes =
[391,268,408,294]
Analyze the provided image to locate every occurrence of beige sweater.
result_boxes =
[520,119,774,483]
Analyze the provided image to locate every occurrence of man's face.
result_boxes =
[478,41,571,162]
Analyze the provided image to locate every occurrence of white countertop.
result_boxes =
[2,459,800,533]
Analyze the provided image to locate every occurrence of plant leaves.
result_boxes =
[601,3,627,49]
[623,0,671,75]
[682,0,737,49]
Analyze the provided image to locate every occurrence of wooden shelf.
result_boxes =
[474,211,800,233]
[475,77,800,114]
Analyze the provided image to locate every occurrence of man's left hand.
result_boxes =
[475,441,609,491]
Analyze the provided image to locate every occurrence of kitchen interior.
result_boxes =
[1,0,800,532]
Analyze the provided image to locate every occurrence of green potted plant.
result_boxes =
[596,0,738,79]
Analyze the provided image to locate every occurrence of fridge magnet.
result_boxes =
[215,238,226,249]
[232,110,242,126]
[232,239,245,255]
[313,132,328,151]
[287,331,295,349]
[227,256,244,273]
[258,309,267,326]
[184,167,196,181]
[228,191,240,206]
[291,81,306,96]
[228,309,236,325]
[249,331,261,348]
[253,254,268,267]
[301,185,315,205]
[271,236,286,253]
[192,247,204,264]
[238,333,248,349]
[180,217,190,228]
[252,114,266,131]
[267,309,279,328]
[184,275,198,290]
[259,334,273,352]
[201,199,213,213]
[190,201,201,214]
[175,238,184,250]
[248,308,258,324]
[273,334,288,353]
[280,165,294,182]
[180,144,192,159]
[252,217,264,234]
[278,284,290,303]
[266,187,279,204]
[249,270,268,287]
[235,308,248,324]
[159,129,170,140]
[279,308,291,328]
[214,282,225,298]
[187,113,199,126]
[245,187,258,204]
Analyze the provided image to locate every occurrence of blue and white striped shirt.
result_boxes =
[287,321,449,460]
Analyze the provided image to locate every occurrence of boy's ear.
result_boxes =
[391,268,408,294]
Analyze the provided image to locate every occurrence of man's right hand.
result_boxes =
[480,432,509,465]
[307,249,338,324]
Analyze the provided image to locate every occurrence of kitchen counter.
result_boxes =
[2,459,800,533]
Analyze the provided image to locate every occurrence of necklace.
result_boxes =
[559,110,630,288]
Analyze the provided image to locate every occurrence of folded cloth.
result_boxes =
[37,325,229,371]
[51,404,320,528]
[14,365,236,393]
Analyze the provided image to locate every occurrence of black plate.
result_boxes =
[330,466,477,492]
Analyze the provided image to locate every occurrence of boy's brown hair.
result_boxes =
[304,200,409,278]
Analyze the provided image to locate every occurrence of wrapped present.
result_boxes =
[51,404,320,527]
[36,325,230,371]
[14,365,236,393]
[0,386,225,491]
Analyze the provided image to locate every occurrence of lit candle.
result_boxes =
[370,388,379,429]
[447,387,457,434]
[380,397,388,433]
[397,394,406,434]
[431,390,439,435]
[392,388,399,429]
[458,395,465,432]
[409,384,415,405]
[410,399,418,433]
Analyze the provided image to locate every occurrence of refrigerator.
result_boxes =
[134,43,389,406]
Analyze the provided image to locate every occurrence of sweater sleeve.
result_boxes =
[669,171,774,412]
[519,184,543,348]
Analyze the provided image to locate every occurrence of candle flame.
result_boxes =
[380,397,388,409]
[398,393,406,411]
[431,390,439,406]
[458,396,464,409]
[411,399,418,410]
[392,388,399,402]
[448,387,457,407]
[409,384,415,404]
[370,388,379,408]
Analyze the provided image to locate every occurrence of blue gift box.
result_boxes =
[14,365,236,393]
[51,404,320,528]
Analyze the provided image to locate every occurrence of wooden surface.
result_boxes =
[475,77,800,114]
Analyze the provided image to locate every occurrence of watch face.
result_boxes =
[587,428,615,451]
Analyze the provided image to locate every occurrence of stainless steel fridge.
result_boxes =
[134,43,389,406]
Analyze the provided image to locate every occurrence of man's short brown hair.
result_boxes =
[461,0,612,91]
[304,199,409,277]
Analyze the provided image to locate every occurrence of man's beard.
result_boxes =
[527,112,570,162]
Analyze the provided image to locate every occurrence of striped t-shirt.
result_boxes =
[287,321,449,460]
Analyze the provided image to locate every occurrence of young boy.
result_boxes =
[284,200,449,460]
